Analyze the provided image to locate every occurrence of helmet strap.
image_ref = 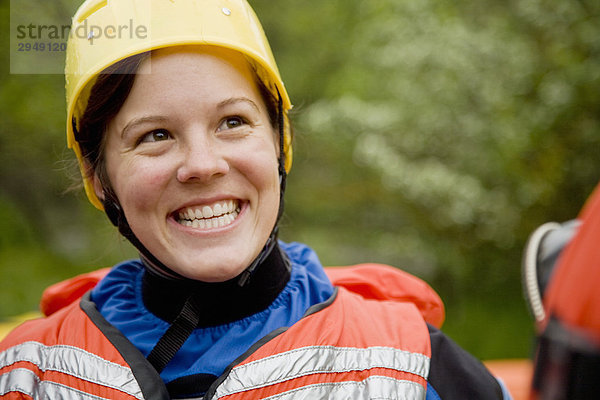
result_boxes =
[277,88,287,221]
[102,185,185,280]
[237,89,287,286]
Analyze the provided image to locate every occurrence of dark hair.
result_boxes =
[76,52,149,190]
[75,50,281,194]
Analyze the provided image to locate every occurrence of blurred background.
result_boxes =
[1,0,599,361]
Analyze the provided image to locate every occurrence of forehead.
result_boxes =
[135,46,258,90]
[118,46,265,114]
[109,46,269,132]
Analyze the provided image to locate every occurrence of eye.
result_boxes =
[139,129,171,143]
[218,116,246,131]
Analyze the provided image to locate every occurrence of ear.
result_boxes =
[93,173,105,202]
[87,162,105,202]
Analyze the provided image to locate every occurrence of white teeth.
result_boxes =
[177,200,240,229]
[202,205,213,218]
[213,203,223,216]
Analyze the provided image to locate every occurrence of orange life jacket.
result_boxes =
[0,264,444,399]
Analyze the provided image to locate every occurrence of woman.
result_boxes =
[0,0,511,399]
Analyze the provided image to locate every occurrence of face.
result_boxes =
[94,47,280,282]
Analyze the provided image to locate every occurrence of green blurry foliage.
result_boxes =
[253,0,600,358]
[1,0,599,359]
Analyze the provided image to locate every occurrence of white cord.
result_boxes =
[523,222,561,323]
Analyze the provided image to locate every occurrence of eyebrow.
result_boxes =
[121,115,169,138]
[217,97,261,113]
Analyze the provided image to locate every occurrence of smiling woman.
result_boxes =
[95,47,281,282]
[0,0,512,399]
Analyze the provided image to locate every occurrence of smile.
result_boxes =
[176,200,241,229]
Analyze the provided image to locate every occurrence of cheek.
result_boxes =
[242,143,280,192]
[247,149,281,215]
[111,159,173,213]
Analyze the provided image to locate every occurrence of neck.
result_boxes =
[142,243,291,327]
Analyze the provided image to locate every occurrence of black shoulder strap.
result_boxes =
[146,294,202,373]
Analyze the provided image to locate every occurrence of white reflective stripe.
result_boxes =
[214,346,429,398]
[0,368,110,400]
[263,376,426,400]
[0,341,143,400]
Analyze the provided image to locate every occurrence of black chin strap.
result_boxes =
[103,193,185,280]
[102,177,282,284]
[237,227,278,287]
[236,90,287,286]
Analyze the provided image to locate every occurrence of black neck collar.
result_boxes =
[142,243,291,327]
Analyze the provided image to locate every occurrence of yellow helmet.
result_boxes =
[65,0,293,210]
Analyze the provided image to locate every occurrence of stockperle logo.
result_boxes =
[10,0,150,74]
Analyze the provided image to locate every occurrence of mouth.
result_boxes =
[176,199,241,229]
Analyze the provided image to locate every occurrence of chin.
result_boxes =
[176,261,249,283]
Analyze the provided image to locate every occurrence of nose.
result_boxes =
[176,135,230,183]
